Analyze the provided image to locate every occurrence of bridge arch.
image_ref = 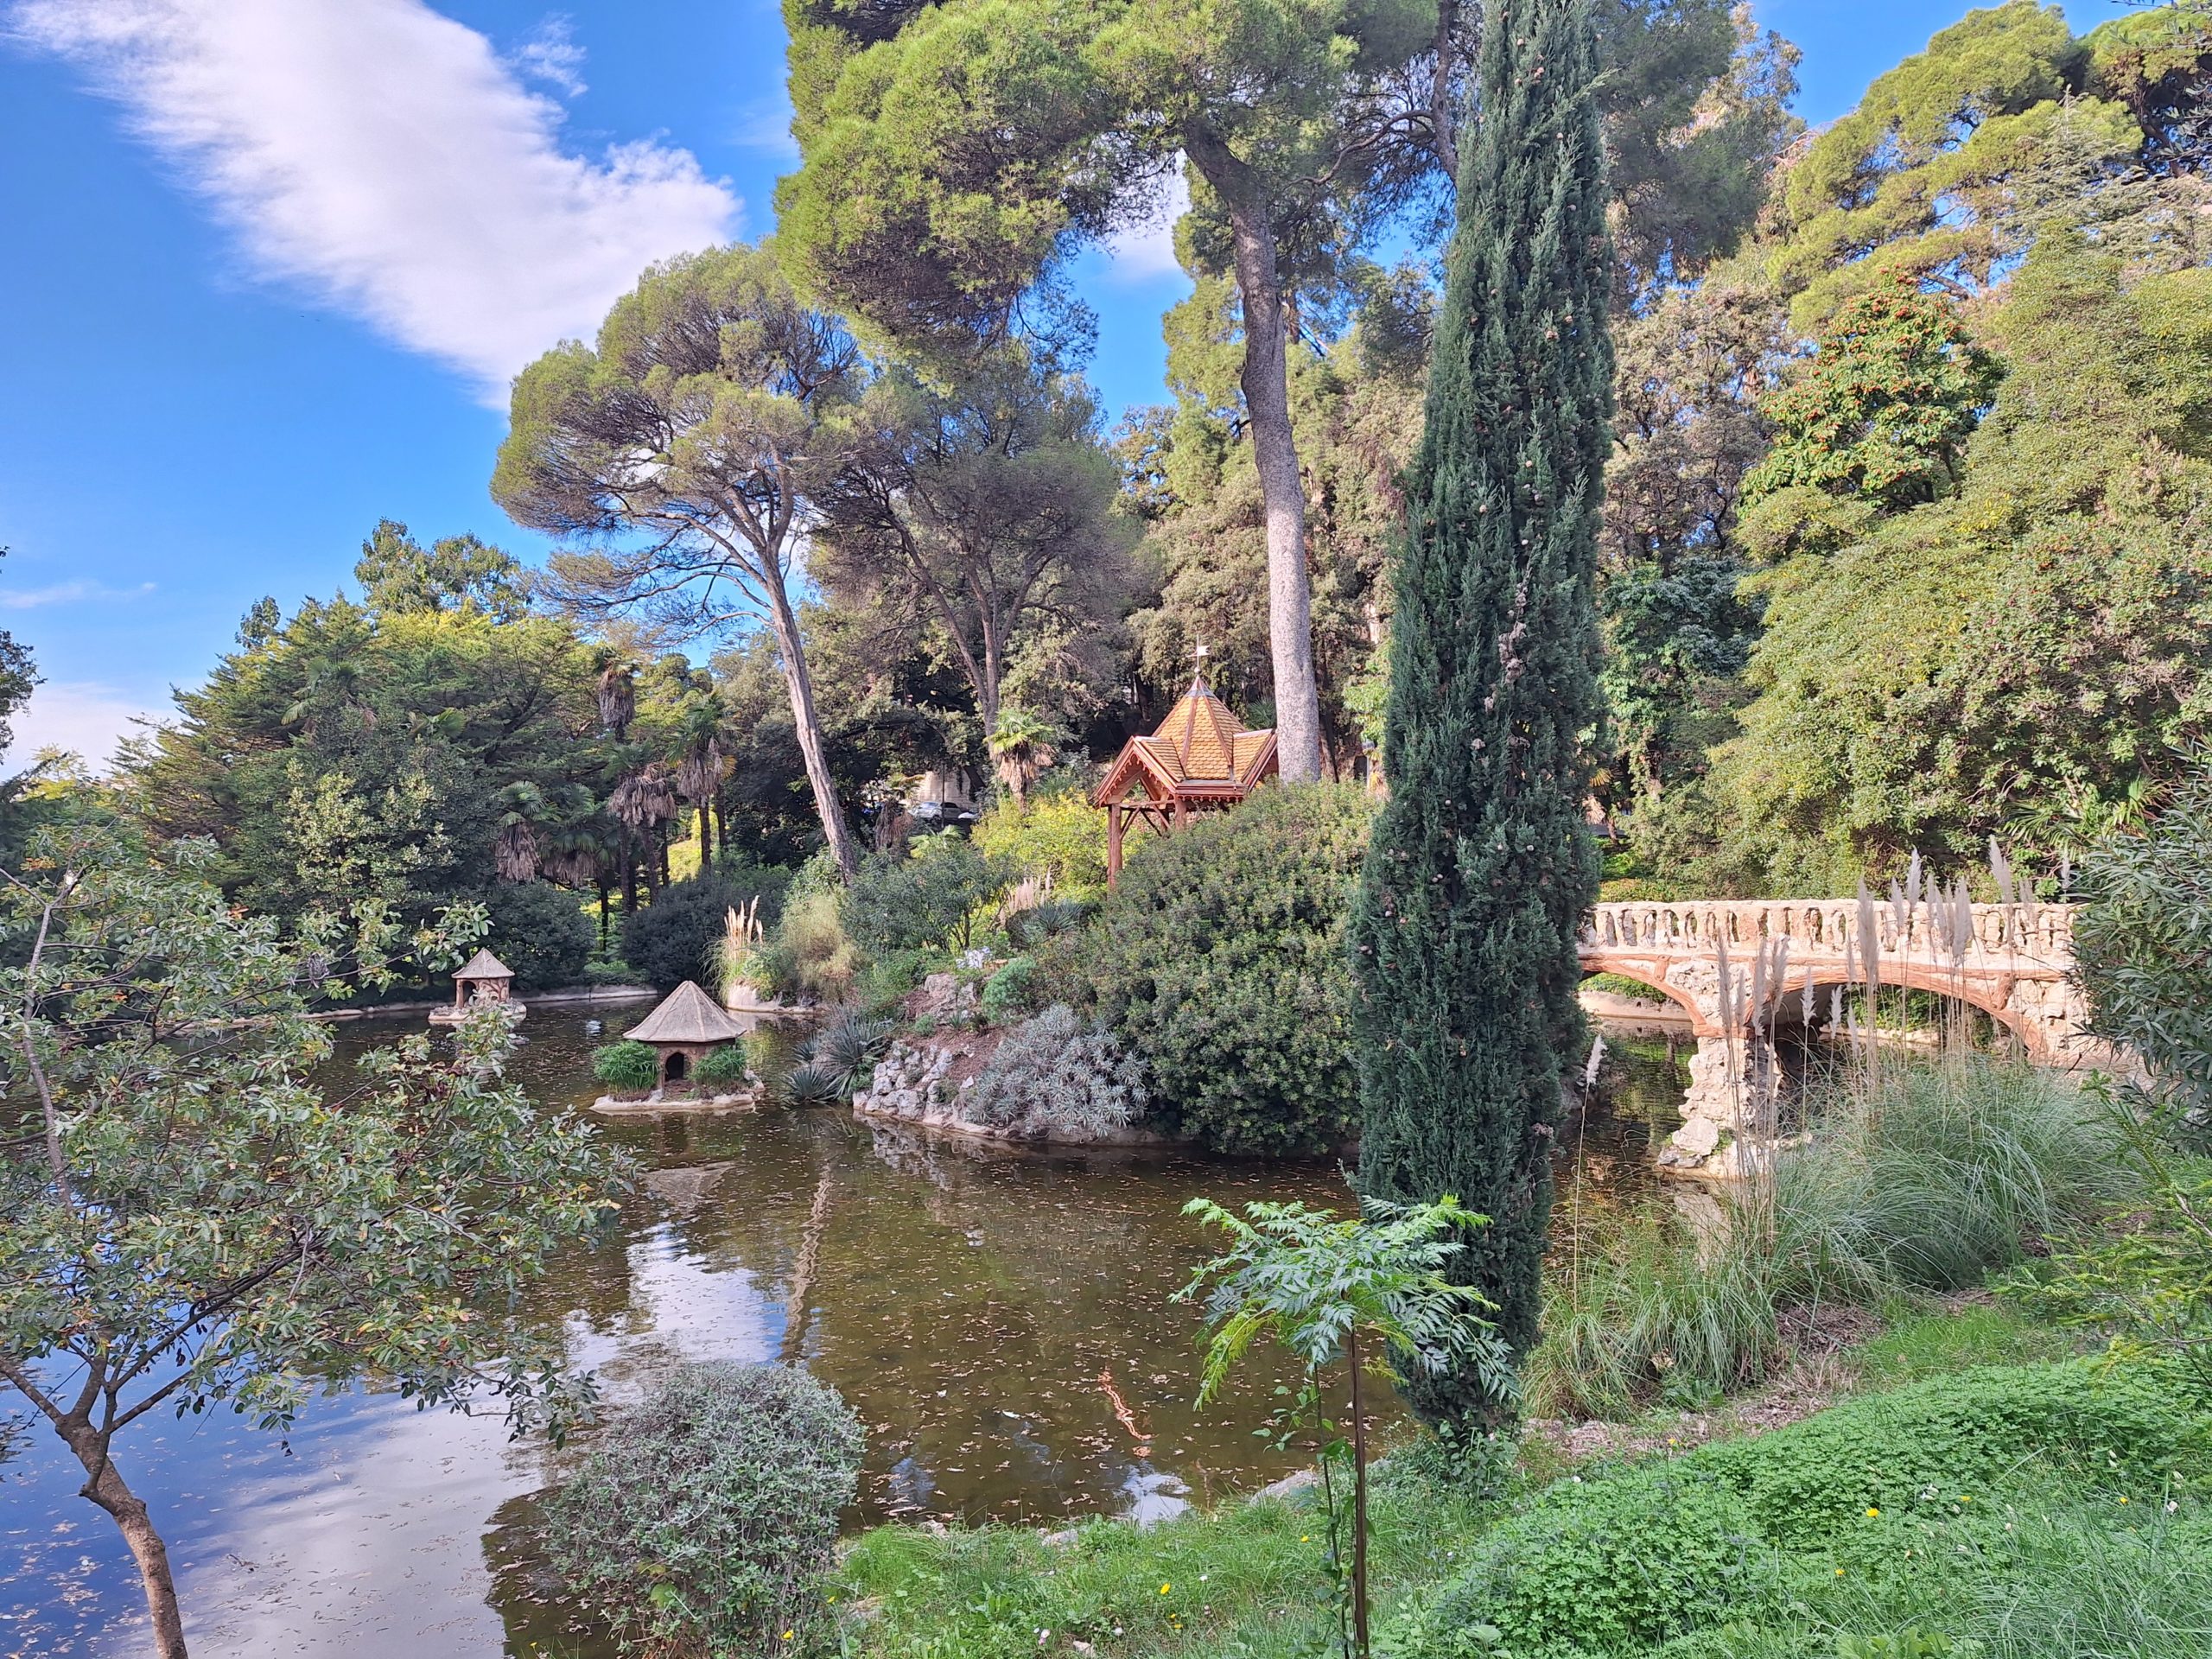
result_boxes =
[1578,960,1713,1033]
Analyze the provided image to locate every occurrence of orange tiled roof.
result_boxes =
[1092,677,1276,805]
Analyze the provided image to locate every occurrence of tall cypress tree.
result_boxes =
[1351,0,1611,1426]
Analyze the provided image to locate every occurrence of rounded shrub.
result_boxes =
[542,1361,862,1657]
[979,956,1039,1022]
[481,880,597,991]
[591,1039,658,1090]
[963,1003,1149,1140]
[1050,784,1373,1155]
[621,868,791,994]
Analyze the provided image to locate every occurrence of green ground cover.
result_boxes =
[834,1336,2211,1659]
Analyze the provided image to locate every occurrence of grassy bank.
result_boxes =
[835,1327,2210,1657]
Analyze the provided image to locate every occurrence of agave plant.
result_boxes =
[780,1060,848,1107]
[803,1008,895,1097]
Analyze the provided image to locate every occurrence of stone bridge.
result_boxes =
[1579,899,2120,1179]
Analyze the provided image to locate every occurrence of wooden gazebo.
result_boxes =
[626,980,746,1085]
[1092,670,1277,884]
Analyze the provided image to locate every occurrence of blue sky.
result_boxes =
[0,0,2120,765]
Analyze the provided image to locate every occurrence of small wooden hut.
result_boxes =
[626,981,746,1085]
[430,948,524,1025]
[1091,670,1278,884]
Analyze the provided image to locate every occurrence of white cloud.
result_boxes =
[1103,167,1190,283]
[13,0,741,399]
[0,578,156,609]
[5,681,162,772]
[513,13,585,98]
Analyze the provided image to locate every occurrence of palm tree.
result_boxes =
[595,658,637,739]
[609,766,679,900]
[986,708,1057,809]
[672,698,730,875]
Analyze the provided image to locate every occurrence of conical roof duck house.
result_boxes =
[1091,671,1277,884]
[429,948,523,1025]
[626,981,747,1085]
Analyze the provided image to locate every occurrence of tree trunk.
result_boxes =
[1345,1328,1372,1659]
[1185,132,1325,783]
[762,571,861,880]
[66,1427,190,1659]
[696,798,714,876]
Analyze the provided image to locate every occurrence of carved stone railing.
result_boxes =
[1581,899,2075,968]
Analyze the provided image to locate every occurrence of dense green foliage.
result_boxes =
[1391,1361,2209,1658]
[621,868,793,994]
[1351,0,1611,1416]
[842,831,1007,957]
[1707,241,2212,886]
[591,1039,659,1091]
[2076,761,2212,1127]
[543,1361,863,1657]
[1055,785,1371,1156]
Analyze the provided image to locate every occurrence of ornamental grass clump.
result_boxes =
[543,1362,862,1657]
[592,1039,659,1091]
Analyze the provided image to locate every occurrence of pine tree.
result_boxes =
[1350,0,1611,1427]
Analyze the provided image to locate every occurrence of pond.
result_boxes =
[0,1010,1684,1658]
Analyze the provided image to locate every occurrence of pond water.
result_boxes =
[0,1011,1684,1659]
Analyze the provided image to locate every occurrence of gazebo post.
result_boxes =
[1107,803,1124,887]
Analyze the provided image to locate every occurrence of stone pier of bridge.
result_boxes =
[1578,899,2122,1179]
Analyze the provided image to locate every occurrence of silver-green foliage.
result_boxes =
[963,1004,1148,1140]
[543,1361,862,1656]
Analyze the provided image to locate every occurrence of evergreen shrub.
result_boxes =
[964,1004,1149,1141]
[621,868,791,993]
[1052,785,1372,1155]
[542,1361,862,1657]
[591,1039,658,1090]
[842,832,1006,957]
[980,956,1039,1022]
[482,880,597,990]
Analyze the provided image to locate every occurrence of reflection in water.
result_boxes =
[0,1010,1684,1657]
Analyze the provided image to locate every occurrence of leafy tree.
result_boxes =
[353,518,526,620]
[1598,278,1790,797]
[1350,0,1611,1421]
[0,828,624,1658]
[817,350,1143,735]
[1179,1194,1512,1659]
[1738,280,1999,556]
[2089,3,2212,176]
[494,245,868,878]
[120,591,624,982]
[842,830,1007,957]
[1702,239,2212,887]
[1755,1,2158,330]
